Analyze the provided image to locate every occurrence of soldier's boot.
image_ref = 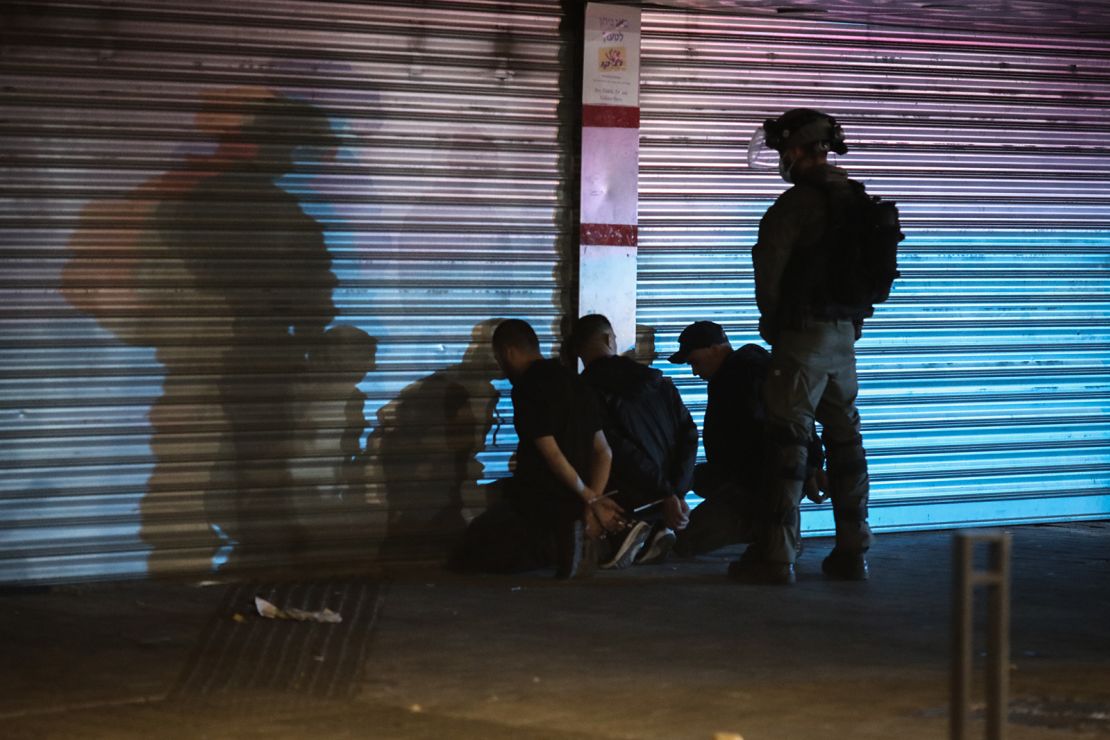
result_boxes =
[730,430,807,583]
[822,436,873,581]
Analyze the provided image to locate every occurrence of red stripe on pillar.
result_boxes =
[580,223,638,246]
[582,104,640,128]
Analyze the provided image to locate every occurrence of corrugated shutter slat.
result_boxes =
[1,0,570,583]
[637,10,1110,534]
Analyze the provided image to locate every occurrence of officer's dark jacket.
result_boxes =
[581,355,698,509]
[704,345,824,487]
[703,345,769,489]
[751,163,867,342]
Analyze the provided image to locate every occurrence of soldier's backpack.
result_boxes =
[822,181,904,309]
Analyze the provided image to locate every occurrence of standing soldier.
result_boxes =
[741,108,900,584]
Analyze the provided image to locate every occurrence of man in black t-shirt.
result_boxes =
[450,319,617,578]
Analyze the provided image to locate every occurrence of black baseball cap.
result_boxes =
[668,321,729,363]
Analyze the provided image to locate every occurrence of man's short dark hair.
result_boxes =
[569,314,613,354]
[492,319,540,352]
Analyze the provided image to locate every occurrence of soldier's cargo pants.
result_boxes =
[761,318,873,564]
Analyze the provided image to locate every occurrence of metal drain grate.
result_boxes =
[171,580,383,703]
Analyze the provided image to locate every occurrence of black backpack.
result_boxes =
[821,181,904,309]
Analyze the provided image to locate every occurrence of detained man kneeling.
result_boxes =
[667,321,826,567]
[449,319,618,578]
[570,314,699,570]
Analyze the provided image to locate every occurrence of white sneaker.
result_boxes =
[600,520,652,570]
[635,527,677,565]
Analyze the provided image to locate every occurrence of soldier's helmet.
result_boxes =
[748,108,847,169]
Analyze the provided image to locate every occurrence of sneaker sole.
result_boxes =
[601,521,652,570]
[555,520,586,579]
[635,530,677,565]
[574,535,599,579]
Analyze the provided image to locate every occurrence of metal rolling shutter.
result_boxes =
[638,10,1110,534]
[1,0,572,583]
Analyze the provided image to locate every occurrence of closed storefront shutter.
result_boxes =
[638,10,1110,534]
[1,1,572,583]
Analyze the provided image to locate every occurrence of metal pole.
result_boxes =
[951,531,1011,740]
[985,534,1012,740]
[951,534,973,740]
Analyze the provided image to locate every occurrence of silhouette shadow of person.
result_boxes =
[157,93,340,570]
[371,320,501,561]
[288,324,378,561]
[63,87,349,574]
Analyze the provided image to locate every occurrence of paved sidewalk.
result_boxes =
[1,523,1108,739]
